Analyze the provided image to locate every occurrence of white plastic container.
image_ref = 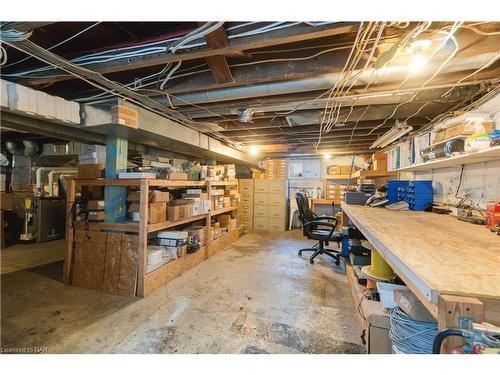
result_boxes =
[376,281,409,309]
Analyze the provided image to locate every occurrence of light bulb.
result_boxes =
[409,52,427,73]
[323,154,331,160]
[249,146,259,156]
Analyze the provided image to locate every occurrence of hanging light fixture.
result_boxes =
[370,121,413,149]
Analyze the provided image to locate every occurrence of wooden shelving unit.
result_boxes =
[325,174,352,180]
[64,178,240,297]
[391,145,500,172]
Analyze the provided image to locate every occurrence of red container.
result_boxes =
[485,202,500,229]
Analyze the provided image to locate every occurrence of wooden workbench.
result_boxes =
[341,203,500,342]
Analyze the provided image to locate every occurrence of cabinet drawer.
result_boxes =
[254,193,269,205]
[254,179,269,193]
[240,207,253,216]
[269,193,285,206]
[254,205,269,217]
[241,192,254,201]
[239,179,254,190]
[241,202,253,211]
[269,205,286,218]
[240,214,253,226]
[269,217,286,232]
[254,216,269,230]
[269,180,286,194]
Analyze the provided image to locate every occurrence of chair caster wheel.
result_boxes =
[309,259,314,264]
[298,251,302,256]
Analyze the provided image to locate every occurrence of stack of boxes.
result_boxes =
[264,159,288,179]
[371,152,388,171]
[239,179,254,229]
[182,189,210,215]
[253,179,288,232]
[387,180,409,204]
[78,145,106,179]
[325,183,346,201]
[406,180,433,211]
[87,200,105,221]
[127,190,170,224]
[224,187,240,208]
[147,230,189,272]
[210,188,225,210]
[210,221,222,240]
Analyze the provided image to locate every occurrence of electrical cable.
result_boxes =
[389,306,437,354]
[3,22,101,68]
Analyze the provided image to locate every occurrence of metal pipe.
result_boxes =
[47,169,77,196]
[35,167,77,196]
[156,52,500,106]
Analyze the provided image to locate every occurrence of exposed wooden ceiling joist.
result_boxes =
[202,24,234,83]
[23,23,359,86]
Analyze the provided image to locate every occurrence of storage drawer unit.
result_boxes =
[254,205,269,217]
[253,179,288,232]
[254,179,269,193]
[254,216,269,230]
[254,193,269,205]
[238,179,254,230]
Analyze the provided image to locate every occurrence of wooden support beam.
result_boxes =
[104,134,128,223]
[202,24,234,83]
[437,295,484,354]
[63,178,76,284]
[23,23,359,85]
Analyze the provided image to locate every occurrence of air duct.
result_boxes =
[156,52,499,106]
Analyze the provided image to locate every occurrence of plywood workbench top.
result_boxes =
[342,203,500,304]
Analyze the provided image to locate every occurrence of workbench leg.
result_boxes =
[437,295,484,353]
[104,134,128,223]
[63,179,76,284]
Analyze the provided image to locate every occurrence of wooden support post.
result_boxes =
[437,295,484,353]
[104,134,128,223]
[63,178,76,284]
[136,179,149,297]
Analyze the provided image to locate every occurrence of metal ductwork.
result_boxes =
[156,52,499,107]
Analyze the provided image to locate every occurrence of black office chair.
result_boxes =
[295,191,342,265]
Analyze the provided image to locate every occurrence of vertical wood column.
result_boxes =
[105,134,128,223]
[63,178,76,284]
[437,295,484,353]
[136,179,149,297]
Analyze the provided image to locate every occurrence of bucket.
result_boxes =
[370,249,394,280]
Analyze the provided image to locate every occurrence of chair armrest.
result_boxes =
[303,220,337,239]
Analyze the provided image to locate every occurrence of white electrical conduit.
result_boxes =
[47,169,77,196]
[35,167,77,196]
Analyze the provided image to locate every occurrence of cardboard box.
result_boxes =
[177,245,187,258]
[167,200,193,221]
[212,221,220,229]
[341,165,354,175]
[216,214,231,228]
[362,300,392,354]
[183,226,207,245]
[327,165,342,175]
[434,129,447,144]
[0,193,13,210]
[182,192,209,200]
[445,121,494,139]
[168,172,188,180]
[78,164,105,179]
[87,200,105,211]
[88,210,105,221]
[128,202,167,224]
[128,190,171,202]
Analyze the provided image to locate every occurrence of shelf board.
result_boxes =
[73,178,207,187]
[149,180,207,187]
[73,221,140,232]
[393,145,500,172]
[325,174,352,179]
[351,170,398,178]
[210,206,238,216]
[147,213,209,232]
[209,180,239,186]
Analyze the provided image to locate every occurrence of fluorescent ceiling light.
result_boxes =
[370,122,413,149]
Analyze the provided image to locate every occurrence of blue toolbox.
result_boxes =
[387,180,409,204]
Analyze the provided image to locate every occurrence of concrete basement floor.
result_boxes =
[1,230,364,354]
